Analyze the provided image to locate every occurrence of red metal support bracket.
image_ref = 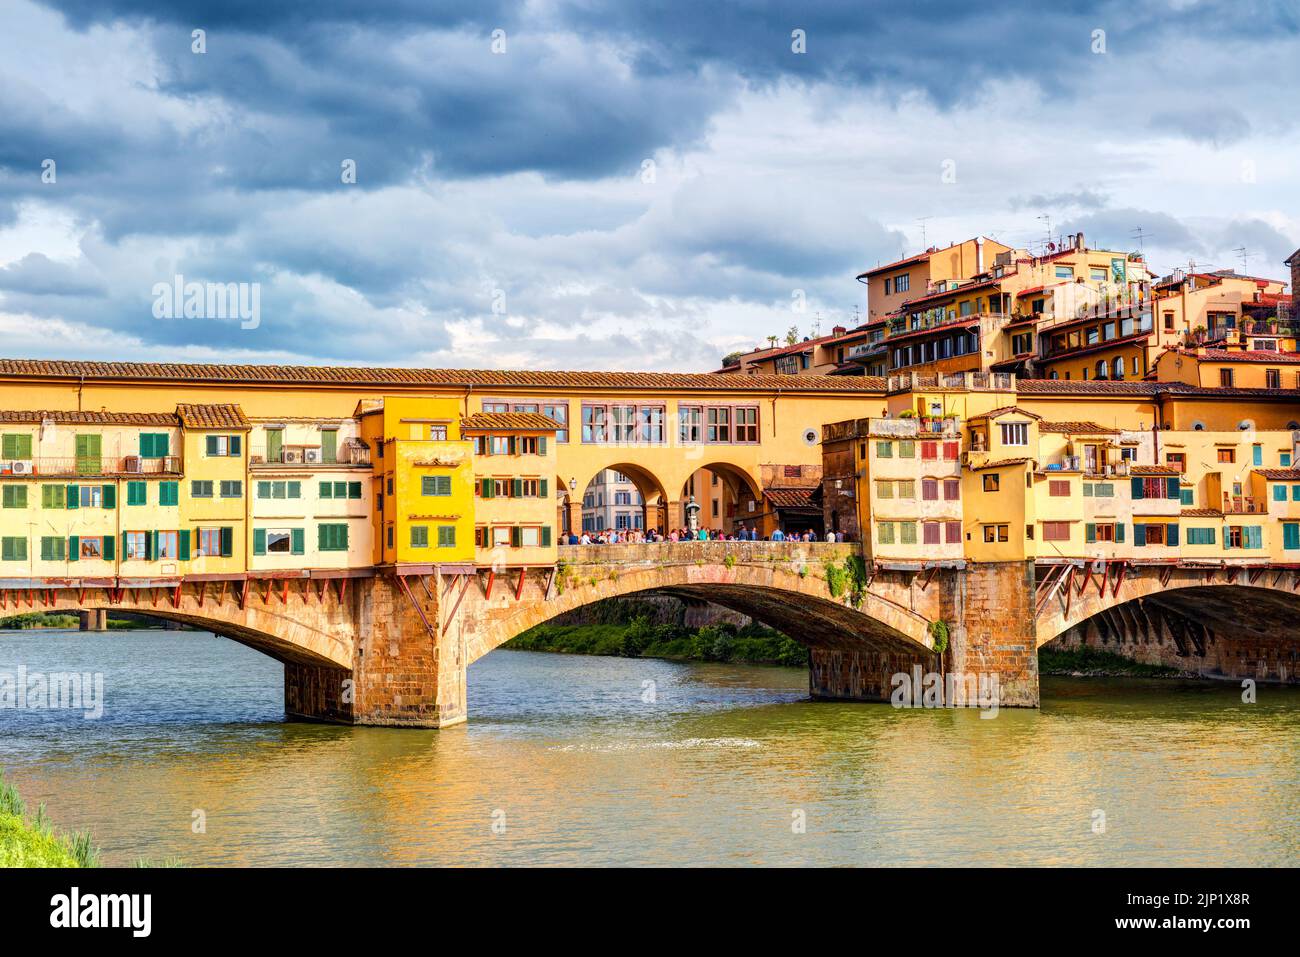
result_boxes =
[484,569,495,600]
[442,573,474,637]
[515,567,527,600]
[394,573,436,641]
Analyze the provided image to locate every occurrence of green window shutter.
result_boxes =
[1292,485,1300,502]
[320,480,333,499]
[291,528,304,555]
[1165,477,1179,499]
[1245,526,1262,549]
[1133,523,1145,546]
[541,526,552,548]
[102,484,116,508]
[422,476,434,495]
[1179,489,1193,506]
[140,433,154,458]
[510,526,522,548]
[481,478,493,498]
[102,535,115,561]
[1166,524,1179,547]
[229,435,242,457]
[338,525,348,550]
[157,433,170,457]
[1285,524,1300,550]
[348,481,361,499]
[321,430,337,464]
[437,525,455,548]
[66,484,79,509]
[1130,477,1144,499]
[206,435,219,456]
[1085,523,1096,543]
[177,530,191,561]
[1253,445,1262,466]
[41,485,54,508]
[318,525,327,550]
[1082,483,1093,497]
[410,526,428,548]
[40,537,51,561]
[127,481,146,506]
[539,478,548,499]
[288,481,301,499]
[1114,522,1125,543]
[538,436,547,456]
[253,529,267,555]
[512,478,523,498]
[147,530,158,560]
[120,533,129,559]
[258,481,271,499]
[333,481,346,499]
[220,527,233,558]
[267,429,283,462]
[68,535,79,561]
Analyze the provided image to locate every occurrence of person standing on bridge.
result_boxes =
[771,527,784,542]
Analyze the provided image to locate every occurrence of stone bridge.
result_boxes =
[15,550,1292,729]
[1034,560,1300,684]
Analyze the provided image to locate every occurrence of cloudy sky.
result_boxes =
[0,0,1296,371]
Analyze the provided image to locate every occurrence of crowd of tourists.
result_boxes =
[563,525,847,545]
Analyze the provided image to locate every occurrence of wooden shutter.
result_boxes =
[68,535,79,561]
[511,526,522,548]
[102,535,115,560]
[291,528,305,555]
[66,484,79,509]
[177,530,191,561]
[1130,477,1144,499]
[538,436,547,456]
[102,484,115,508]
[229,435,242,456]
[539,478,548,499]
[253,529,267,555]
[220,526,233,558]
[512,478,523,498]
[1165,477,1179,499]
[541,526,552,548]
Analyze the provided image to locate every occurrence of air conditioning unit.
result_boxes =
[304,449,321,464]
[10,461,31,475]
[123,455,142,473]
[282,449,304,464]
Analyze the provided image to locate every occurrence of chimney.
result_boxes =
[832,325,847,337]
[1289,249,1300,321]
[1075,231,1085,251]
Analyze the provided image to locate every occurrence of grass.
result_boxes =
[0,611,159,630]
[1038,645,1188,678]
[0,770,99,868]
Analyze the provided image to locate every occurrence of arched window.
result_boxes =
[1095,359,1108,380]
[1049,370,1060,380]
[1113,356,1125,380]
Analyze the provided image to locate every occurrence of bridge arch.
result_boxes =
[571,462,672,533]
[461,543,935,664]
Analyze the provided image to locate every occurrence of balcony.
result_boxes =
[1222,494,1267,515]
[887,310,1004,339]
[0,456,183,477]
[249,444,371,468]
[887,371,1014,393]
[869,416,962,438]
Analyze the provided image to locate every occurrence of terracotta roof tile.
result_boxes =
[1129,465,1179,475]
[1180,508,1223,517]
[460,412,563,432]
[175,403,251,430]
[763,487,821,510]
[973,405,1042,420]
[0,409,176,426]
[1039,421,1121,434]
[1255,468,1300,481]
[970,457,1031,471]
[0,358,888,393]
[1192,349,1300,364]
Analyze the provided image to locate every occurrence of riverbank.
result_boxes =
[0,771,97,867]
[0,611,163,631]
[506,616,808,666]
[1038,646,1193,678]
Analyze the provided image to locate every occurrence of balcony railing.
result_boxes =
[888,311,1004,338]
[0,456,183,477]
[1222,495,1267,515]
[248,446,371,467]
[869,417,962,438]
[887,371,1014,393]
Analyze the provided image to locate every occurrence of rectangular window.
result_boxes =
[1,434,32,460]
[123,531,147,560]
[42,484,66,509]
[437,525,457,548]
[1042,521,1070,542]
[320,429,338,464]
[2,485,27,509]
[197,528,223,558]
[922,522,941,545]
[922,479,938,501]
[266,529,294,554]
[678,406,701,445]
[318,524,349,552]
[877,522,895,545]
[191,480,213,498]
[876,480,893,499]
[706,407,731,443]
[944,521,961,543]
[734,407,759,443]
[982,474,999,492]
[159,481,179,506]
[897,440,915,459]
[899,522,917,545]
[1217,448,1235,463]
[1266,369,1281,389]
[876,441,892,458]
[219,480,242,499]
[542,403,569,443]
[1000,422,1028,446]
[982,524,1009,543]
[39,536,66,561]
[920,441,938,461]
[126,481,147,506]
[139,433,170,458]
[1180,488,1194,506]
[1187,527,1216,546]
[422,475,452,496]
[1049,479,1070,497]
[1284,523,1300,550]
[1,537,26,561]
[410,525,429,548]
[896,480,914,499]
[155,531,178,560]
[1220,368,1234,388]
[943,479,960,501]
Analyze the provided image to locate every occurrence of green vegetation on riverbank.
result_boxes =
[0,771,98,868]
[1038,646,1189,678]
[0,611,160,630]
[507,615,808,667]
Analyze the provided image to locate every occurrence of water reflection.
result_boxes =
[0,630,1296,866]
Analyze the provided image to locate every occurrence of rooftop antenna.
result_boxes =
[1037,214,1052,255]
[916,216,933,250]
[1131,226,1146,256]
[1234,246,1250,276]
[811,312,822,337]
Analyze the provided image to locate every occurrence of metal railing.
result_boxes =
[0,456,182,477]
